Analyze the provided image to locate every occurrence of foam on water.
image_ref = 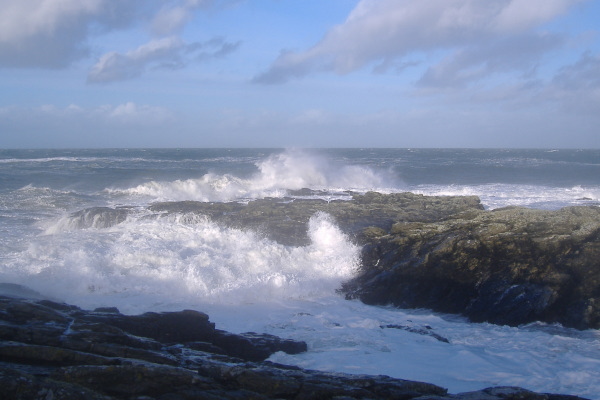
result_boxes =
[111,149,396,202]
[4,210,359,308]
[212,298,600,399]
[411,183,600,210]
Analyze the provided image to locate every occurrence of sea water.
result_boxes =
[0,148,599,398]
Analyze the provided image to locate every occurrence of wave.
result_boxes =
[109,149,398,203]
[0,157,109,164]
[43,206,130,234]
[411,183,600,210]
[0,185,92,216]
[5,211,360,309]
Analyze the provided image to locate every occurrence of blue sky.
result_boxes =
[1,0,599,148]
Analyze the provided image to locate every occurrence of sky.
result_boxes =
[0,0,599,149]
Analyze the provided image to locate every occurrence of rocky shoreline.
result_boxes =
[147,191,600,330]
[0,293,589,399]
[340,201,600,330]
[3,192,598,399]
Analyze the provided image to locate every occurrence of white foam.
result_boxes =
[202,298,600,399]
[411,183,600,210]
[109,149,397,203]
[4,211,359,308]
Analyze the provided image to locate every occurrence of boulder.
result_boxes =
[340,205,600,330]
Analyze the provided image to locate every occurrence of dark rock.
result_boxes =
[340,205,600,330]
[0,294,588,400]
[0,366,113,400]
[380,324,450,343]
[81,309,217,344]
[93,306,120,314]
[211,331,308,362]
[197,359,449,400]
[0,341,121,366]
[52,364,216,398]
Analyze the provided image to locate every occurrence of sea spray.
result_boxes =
[109,148,397,203]
[7,209,359,310]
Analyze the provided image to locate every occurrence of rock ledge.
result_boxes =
[0,293,589,399]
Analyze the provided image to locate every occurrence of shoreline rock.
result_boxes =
[57,193,600,330]
[340,205,600,330]
[149,191,485,246]
[62,192,600,330]
[0,294,588,400]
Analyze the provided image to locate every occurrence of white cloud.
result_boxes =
[417,32,562,88]
[0,0,240,76]
[151,0,213,35]
[490,0,580,33]
[0,0,139,68]
[87,36,240,83]
[254,0,584,85]
[0,102,176,147]
[18,102,172,125]
[88,36,186,83]
[549,51,600,115]
[104,102,173,123]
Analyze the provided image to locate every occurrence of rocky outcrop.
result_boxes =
[58,189,600,329]
[0,293,588,400]
[148,191,484,246]
[147,192,600,330]
[340,205,600,330]
[65,193,600,330]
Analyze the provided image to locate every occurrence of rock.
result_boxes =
[52,193,600,331]
[148,192,484,246]
[0,293,588,400]
[379,324,450,343]
[340,205,600,330]
[0,367,113,400]
[67,206,129,229]
[197,359,448,399]
[52,364,216,398]
[81,309,217,344]
[211,331,308,362]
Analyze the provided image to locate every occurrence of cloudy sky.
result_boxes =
[1,0,599,148]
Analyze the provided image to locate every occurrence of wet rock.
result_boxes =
[52,364,216,398]
[149,192,484,246]
[211,331,308,362]
[0,294,588,400]
[197,359,449,399]
[81,309,217,344]
[341,205,600,330]
[379,324,450,343]
[0,366,112,400]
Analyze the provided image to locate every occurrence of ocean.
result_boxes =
[1,148,599,398]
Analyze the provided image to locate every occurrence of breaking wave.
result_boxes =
[7,211,360,310]
[109,149,397,202]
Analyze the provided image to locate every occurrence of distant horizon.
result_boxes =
[2,146,599,151]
